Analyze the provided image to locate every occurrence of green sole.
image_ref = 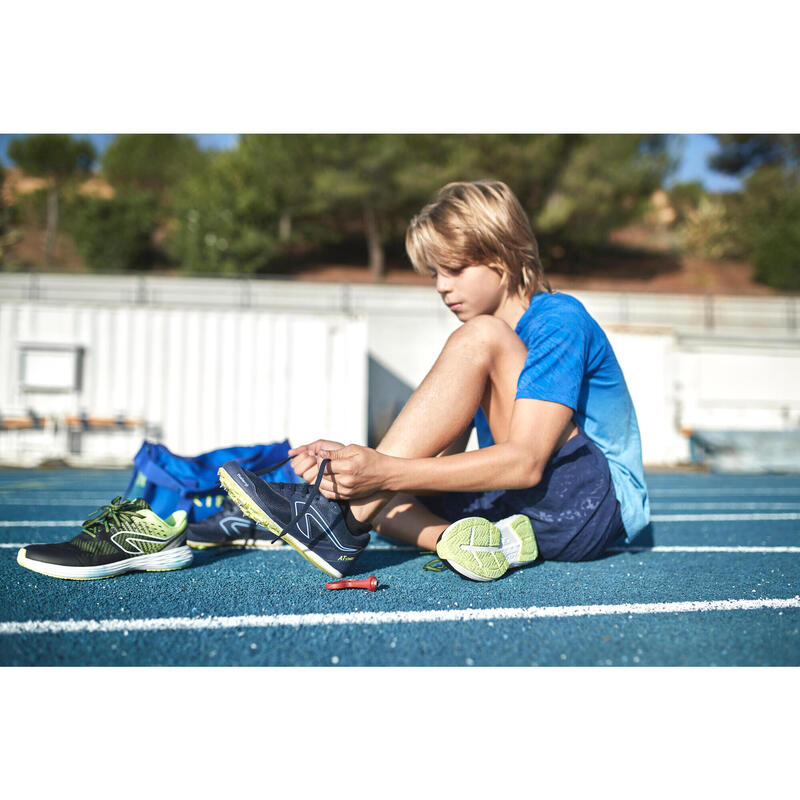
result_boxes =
[186,539,284,551]
[436,517,509,582]
[507,515,538,564]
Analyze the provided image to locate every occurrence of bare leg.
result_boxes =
[349,315,530,535]
[371,494,450,551]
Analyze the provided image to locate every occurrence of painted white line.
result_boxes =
[0,521,83,527]
[608,545,800,553]
[647,488,800,496]
[9,499,797,510]
[2,596,798,636]
[651,513,800,522]
[4,512,800,529]
[651,503,800,511]
[2,542,800,553]
[0,500,111,507]
[0,542,418,549]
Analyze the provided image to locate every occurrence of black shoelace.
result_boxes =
[80,496,144,539]
[241,455,331,544]
[279,457,330,542]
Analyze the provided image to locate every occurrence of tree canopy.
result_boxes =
[164,133,670,277]
[10,132,798,292]
[101,134,204,199]
[710,134,800,176]
[7,134,96,265]
[8,134,95,181]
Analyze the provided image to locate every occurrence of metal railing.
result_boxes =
[1,272,798,334]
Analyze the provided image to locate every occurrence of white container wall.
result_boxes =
[0,303,367,466]
[676,334,800,431]
[2,275,800,468]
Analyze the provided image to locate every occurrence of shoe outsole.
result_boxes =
[186,537,285,551]
[436,517,509,582]
[218,467,344,579]
[435,515,539,582]
[16,545,193,580]
[504,515,539,564]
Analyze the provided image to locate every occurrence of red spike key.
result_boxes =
[326,576,378,591]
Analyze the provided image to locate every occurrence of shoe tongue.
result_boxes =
[124,497,150,512]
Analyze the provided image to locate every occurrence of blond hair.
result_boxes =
[405,180,551,298]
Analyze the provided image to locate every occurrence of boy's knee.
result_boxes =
[449,314,516,354]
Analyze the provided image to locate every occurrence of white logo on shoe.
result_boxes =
[292,501,360,553]
[219,517,255,539]
[110,530,173,555]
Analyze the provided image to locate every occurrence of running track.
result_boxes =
[1,468,798,666]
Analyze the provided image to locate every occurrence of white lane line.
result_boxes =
[651,513,800,521]
[651,503,800,511]
[2,542,800,553]
[0,500,111,507]
[4,512,800,528]
[0,521,83,527]
[646,489,800,497]
[2,596,798,636]
[4,499,800,510]
[607,545,800,553]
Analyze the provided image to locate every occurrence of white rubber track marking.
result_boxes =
[647,488,800,496]
[651,503,800,510]
[2,542,800,553]
[2,596,799,636]
[0,521,85,527]
[4,499,800,510]
[4,511,800,529]
[650,513,800,521]
[3,541,800,554]
[0,500,119,507]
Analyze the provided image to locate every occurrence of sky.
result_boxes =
[0,133,743,193]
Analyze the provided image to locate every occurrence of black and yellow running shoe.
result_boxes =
[17,496,192,580]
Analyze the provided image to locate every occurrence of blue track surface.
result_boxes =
[1,467,799,666]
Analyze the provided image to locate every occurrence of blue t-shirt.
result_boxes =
[475,292,650,540]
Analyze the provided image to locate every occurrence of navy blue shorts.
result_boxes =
[418,429,625,562]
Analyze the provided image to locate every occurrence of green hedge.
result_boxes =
[67,191,157,272]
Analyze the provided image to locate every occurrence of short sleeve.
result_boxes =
[515,320,588,411]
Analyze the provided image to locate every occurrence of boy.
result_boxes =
[219,180,649,581]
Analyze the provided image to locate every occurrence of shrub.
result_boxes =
[67,190,157,272]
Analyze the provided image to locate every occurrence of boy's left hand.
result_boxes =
[317,444,389,500]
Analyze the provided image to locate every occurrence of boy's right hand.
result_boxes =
[288,439,345,483]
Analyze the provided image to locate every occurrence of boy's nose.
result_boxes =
[435,274,451,294]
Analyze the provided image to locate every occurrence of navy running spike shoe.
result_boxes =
[186,497,284,550]
[217,458,371,578]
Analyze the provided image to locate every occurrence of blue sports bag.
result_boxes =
[124,439,301,521]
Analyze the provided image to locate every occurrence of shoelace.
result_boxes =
[422,553,446,571]
[213,455,331,544]
[277,458,330,542]
[81,496,145,539]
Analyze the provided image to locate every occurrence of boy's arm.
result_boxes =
[320,398,574,498]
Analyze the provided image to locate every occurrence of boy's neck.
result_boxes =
[493,292,530,330]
